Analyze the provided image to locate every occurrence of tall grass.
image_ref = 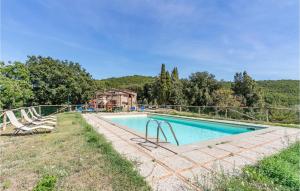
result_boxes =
[208,142,300,191]
[78,114,151,191]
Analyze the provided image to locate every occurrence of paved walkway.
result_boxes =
[83,113,300,191]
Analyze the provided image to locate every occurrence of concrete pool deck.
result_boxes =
[83,113,300,191]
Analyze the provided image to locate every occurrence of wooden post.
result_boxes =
[38,105,41,116]
[20,109,24,122]
[266,109,269,122]
[3,113,7,131]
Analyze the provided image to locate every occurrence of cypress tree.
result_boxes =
[171,67,179,81]
[158,64,168,104]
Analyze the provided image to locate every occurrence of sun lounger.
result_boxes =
[29,107,56,121]
[140,106,145,112]
[5,111,54,135]
[21,109,56,126]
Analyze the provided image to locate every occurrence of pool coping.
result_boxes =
[83,112,300,190]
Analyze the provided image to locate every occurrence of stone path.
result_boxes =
[83,113,300,191]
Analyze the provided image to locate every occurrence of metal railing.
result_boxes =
[138,104,300,125]
[1,104,299,131]
[145,119,179,146]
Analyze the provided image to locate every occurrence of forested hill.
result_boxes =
[95,75,155,91]
[2,57,298,110]
[257,80,299,106]
[220,80,299,106]
[97,76,299,107]
[257,80,299,95]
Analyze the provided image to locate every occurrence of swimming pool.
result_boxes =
[105,114,258,145]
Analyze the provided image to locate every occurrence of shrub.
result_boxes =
[211,142,300,191]
[33,175,57,191]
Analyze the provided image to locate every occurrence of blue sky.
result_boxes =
[1,0,299,80]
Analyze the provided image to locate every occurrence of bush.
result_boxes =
[33,175,57,191]
[212,142,300,191]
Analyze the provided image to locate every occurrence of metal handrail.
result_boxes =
[145,119,179,146]
[145,119,168,145]
[145,119,167,143]
[159,121,179,146]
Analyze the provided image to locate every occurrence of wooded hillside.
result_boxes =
[95,75,155,92]
[98,76,299,107]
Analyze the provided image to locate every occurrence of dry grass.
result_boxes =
[0,113,150,191]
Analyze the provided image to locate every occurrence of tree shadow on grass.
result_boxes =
[0,131,52,136]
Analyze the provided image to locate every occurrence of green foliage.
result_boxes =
[26,56,95,105]
[89,66,298,110]
[169,67,185,105]
[157,63,168,104]
[95,75,155,91]
[258,80,300,106]
[1,56,95,109]
[184,72,221,106]
[1,179,11,190]
[0,61,33,109]
[231,71,261,107]
[171,67,179,81]
[268,108,300,124]
[213,88,240,108]
[221,80,299,107]
[95,75,155,103]
[2,55,298,112]
[33,175,57,191]
[139,64,186,105]
[214,142,300,191]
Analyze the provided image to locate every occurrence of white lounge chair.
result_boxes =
[29,107,56,121]
[5,111,54,135]
[21,109,56,126]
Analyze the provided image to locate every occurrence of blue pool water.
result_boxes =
[106,115,256,145]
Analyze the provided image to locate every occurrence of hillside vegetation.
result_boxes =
[95,75,155,92]
[98,75,299,107]
[257,80,299,107]
[221,80,299,107]
[1,56,298,109]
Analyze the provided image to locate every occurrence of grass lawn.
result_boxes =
[0,112,150,191]
[212,141,300,191]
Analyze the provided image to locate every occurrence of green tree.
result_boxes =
[231,71,262,107]
[139,83,153,104]
[157,64,168,104]
[213,88,240,108]
[26,56,95,105]
[184,72,220,106]
[171,67,179,81]
[0,61,33,109]
[169,67,185,105]
[165,71,172,102]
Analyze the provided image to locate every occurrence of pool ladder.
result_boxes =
[145,119,179,146]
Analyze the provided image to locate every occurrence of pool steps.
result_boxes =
[145,119,180,146]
